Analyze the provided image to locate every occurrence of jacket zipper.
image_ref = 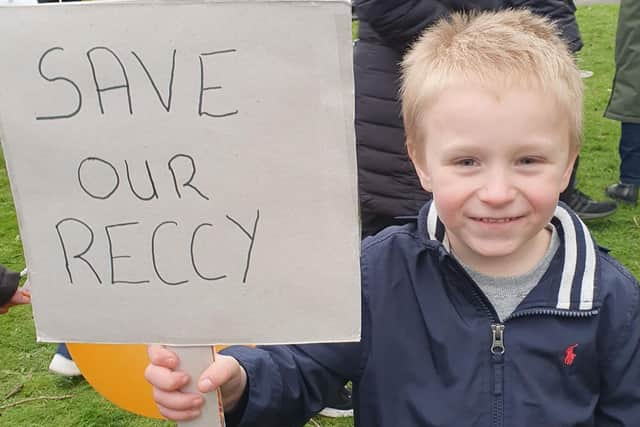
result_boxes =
[506,308,599,320]
[447,261,506,427]
[491,323,505,427]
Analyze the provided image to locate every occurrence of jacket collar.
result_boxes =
[417,201,598,311]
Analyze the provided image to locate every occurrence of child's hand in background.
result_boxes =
[0,283,31,314]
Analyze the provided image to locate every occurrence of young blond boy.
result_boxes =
[145,10,640,426]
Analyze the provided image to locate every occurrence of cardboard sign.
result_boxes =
[0,0,360,345]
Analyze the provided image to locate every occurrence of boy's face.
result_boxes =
[410,84,577,275]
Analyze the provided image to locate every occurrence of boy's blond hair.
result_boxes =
[401,9,583,153]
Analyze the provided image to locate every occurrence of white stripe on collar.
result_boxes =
[554,207,578,309]
[427,203,439,242]
[553,205,596,310]
[577,214,596,309]
[424,202,596,311]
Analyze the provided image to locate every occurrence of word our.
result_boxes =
[77,154,209,202]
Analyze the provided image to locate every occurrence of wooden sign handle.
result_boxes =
[170,346,225,427]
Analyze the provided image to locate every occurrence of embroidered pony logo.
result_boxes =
[563,344,579,366]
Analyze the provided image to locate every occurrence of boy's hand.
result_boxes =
[0,286,31,314]
[145,345,248,421]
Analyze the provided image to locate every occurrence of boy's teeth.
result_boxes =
[482,218,512,223]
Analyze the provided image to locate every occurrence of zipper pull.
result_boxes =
[491,323,505,355]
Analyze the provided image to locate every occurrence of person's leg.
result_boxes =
[49,343,82,376]
[619,122,640,184]
[319,383,353,418]
[56,343,72,359]
[559,157,617,219]
[606,122,640,204]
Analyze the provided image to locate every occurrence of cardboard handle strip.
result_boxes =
[170,346,225,427]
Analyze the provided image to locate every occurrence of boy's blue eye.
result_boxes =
[457,158,476,167]
[519,157,538,165]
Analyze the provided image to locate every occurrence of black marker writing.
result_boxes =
[35,46,239,119]
[77,157,120,200]
[168,154,210,200]
[226,209,259,283]
[131,49,176,112]
[55,212,260,286]
[77,154,209,201]
[87,46,133,115]
[199,49,239,118]
[125,160,159,201]
[56,217,102,284]
[190,223,227,281]
[36,47,82,120]
[105,222,149,284]
[151,221,189,286]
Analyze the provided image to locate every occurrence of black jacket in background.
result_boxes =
[0,264,20,307]
[354,0,582,236]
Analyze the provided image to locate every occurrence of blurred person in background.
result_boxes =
[604,0,640,205]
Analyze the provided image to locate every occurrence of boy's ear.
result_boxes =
[407,141,433,192]
[560,148,579,192]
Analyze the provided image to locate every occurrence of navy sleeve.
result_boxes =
[220,342,361,427]
[0,264,20,307]
[595,268,640,425]
[354,0,451,52]
[508,0,583,53]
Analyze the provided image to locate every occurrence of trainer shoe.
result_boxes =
[563,189,617,220]
[579,70,594,79]
[606,182,638,205]
[49,353,82,377]
[318,385,354,418]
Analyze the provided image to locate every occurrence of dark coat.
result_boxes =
[223,202,640,426]
[604,0,640,124]
[0,264,20,307]
[354,0,582,234]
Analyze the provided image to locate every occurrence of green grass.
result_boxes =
[0,5,637,427]
[574,4,640,275]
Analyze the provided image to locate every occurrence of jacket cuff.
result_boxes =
[220,346,282,427]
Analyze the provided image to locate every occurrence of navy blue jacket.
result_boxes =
[224,202,640,426]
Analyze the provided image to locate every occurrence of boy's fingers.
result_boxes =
[156,405,201,422]
[147,345,178,369]
[152,388,204,411]
[144,364,190,391]
[198,354,242,392]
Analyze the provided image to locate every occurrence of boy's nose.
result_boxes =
[477,171,516,205]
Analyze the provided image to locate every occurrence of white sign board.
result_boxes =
[0,0,360,345]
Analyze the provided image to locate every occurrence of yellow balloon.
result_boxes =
[66,343,236,419]
[67,343,164,419]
